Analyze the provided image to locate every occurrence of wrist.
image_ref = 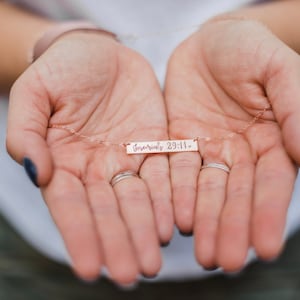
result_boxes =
[30,21,117,63]
[208,1,300,53]
[203,12,267,31]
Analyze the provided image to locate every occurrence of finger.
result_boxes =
[252,147,297,260]
[194,166,228,269]
[140,154,174,244]
[113,176,161,278]
[42,169,102,281]
[217,161,254,271]
[87,179,139,284]
[266,50,300,163]
[6,73,53,187]
[169,152,201,233]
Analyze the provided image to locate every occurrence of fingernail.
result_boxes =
[179,230,193,237]
[77,277,99,285]
[203,266,218,271]
[141,273,158,279]
[23,157,39,187]
[116,282,138,290]
[160,241,170,247]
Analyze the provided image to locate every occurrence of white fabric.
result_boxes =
[1,0,300,281]
[10,0,254,84]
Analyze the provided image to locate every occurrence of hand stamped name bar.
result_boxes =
[126,139,198,154]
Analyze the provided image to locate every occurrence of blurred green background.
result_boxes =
[0,214,300,300]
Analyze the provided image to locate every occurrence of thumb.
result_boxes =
[6,72,53,187]
[266,47,300,165]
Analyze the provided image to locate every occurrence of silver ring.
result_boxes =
[201,162,230,173]
[110,170,139,187]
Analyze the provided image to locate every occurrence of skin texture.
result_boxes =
[165,18,300,271]
[6,32,174,284]
[4,0,300,285]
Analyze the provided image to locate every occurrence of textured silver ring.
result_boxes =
[201,162,230,173]
[110,170,139,187]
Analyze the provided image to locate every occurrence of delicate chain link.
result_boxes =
[194,106,270,142]
[49,106,271,148]
[49,124,129,147]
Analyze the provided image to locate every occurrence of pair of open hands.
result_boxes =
[6,18,300,284]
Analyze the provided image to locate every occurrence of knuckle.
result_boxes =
[198,178,226,192]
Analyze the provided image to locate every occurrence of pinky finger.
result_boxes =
[252,147,297,260]
[42,169,102,280]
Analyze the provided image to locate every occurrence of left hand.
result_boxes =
[165,18,300,271]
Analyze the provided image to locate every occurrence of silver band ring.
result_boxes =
[201,163,230,173]
[110,170,139,187]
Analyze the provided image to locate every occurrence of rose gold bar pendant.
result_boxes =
[126,139,198,154]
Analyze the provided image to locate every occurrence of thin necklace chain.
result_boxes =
[49,106,271,148]
[195,106,270,142]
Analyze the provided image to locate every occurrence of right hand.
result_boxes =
[6,30,173,284]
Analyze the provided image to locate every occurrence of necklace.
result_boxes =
[49,106,270,154]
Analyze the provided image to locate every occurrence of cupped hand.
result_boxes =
[6,31,173,284]
[165,18,300,271]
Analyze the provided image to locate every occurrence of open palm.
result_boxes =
[165,19,300,271]
[7,32,173,283]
